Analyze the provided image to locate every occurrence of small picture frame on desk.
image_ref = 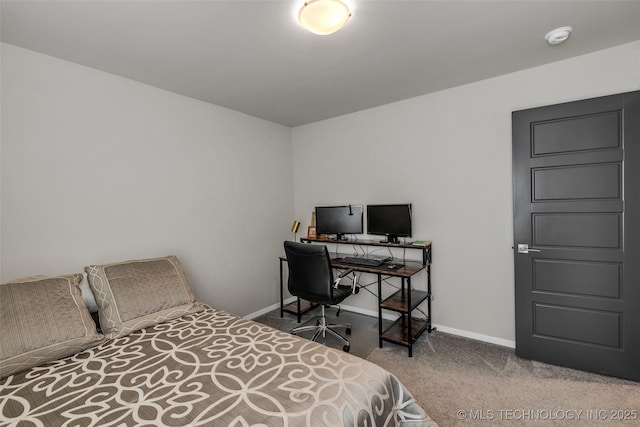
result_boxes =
[307,226,317,238]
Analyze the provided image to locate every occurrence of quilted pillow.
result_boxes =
[85,255,202,339]
[0,274,105,379]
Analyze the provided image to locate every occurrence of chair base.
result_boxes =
[290,305,351,352]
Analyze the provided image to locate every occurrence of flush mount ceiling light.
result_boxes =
[298,0,351,35]
[545,26,573,45]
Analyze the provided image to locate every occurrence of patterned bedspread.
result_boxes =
[1,306,436,426]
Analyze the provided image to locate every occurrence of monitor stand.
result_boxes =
[381,235,399,244]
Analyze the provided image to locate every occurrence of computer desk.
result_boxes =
[279,239,433,357]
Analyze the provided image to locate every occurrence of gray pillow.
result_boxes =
[0,274,105,379]
[85,255,202,339]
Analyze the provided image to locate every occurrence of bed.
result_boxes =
[1,255,436,426]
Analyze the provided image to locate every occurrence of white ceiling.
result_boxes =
[2,0,640,127]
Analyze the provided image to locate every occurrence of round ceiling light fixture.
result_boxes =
[545,26,573,45]
[298,0,351,35]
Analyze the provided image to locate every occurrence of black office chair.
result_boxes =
[284,241,356,352]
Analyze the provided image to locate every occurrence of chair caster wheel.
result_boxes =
[346,328,351,335]
[343,345,350,352]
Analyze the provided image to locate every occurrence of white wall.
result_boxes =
[292,41,640,346]
[1,43,294,317]
[3,40,639,345]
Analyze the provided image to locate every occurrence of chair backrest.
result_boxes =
[284,241,336,305]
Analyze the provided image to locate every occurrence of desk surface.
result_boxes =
[280,254,425,278]
[331,258,424,278]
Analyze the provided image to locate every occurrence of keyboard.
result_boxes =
[340,256,386,267]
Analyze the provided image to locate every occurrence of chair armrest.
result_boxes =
[334,269,359,294]
[338,269,354,278]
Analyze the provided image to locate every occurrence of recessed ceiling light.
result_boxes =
[545,26,573,45]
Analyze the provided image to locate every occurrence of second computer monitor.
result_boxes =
[367,204,412,244]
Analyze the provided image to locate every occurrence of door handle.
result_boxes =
[517,244,541,254]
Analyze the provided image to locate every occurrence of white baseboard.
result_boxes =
[432,324,515,348]
[244,297,296,320]
[246,301,516,349]
[339,304,399,321]
[340,305,515,348]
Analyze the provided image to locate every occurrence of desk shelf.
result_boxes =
[380,289,429,313]
[301,236,430,249]
[302,237,431,266]
[282,299,318,317]
[381,316,430,349]
[379,288,431,357]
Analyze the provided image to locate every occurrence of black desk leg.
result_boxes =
[378,273,383,348]
[407,277,412,357]
[427,264,434,333]
[279,259,284,317]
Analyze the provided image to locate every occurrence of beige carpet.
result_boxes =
[366,332,640,426]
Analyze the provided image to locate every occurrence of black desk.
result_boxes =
[279,240,433,357]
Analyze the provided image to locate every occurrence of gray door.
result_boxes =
[512,91,640,381]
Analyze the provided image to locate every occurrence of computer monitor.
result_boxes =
[367,204,412,243]
[315,205,363,241]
